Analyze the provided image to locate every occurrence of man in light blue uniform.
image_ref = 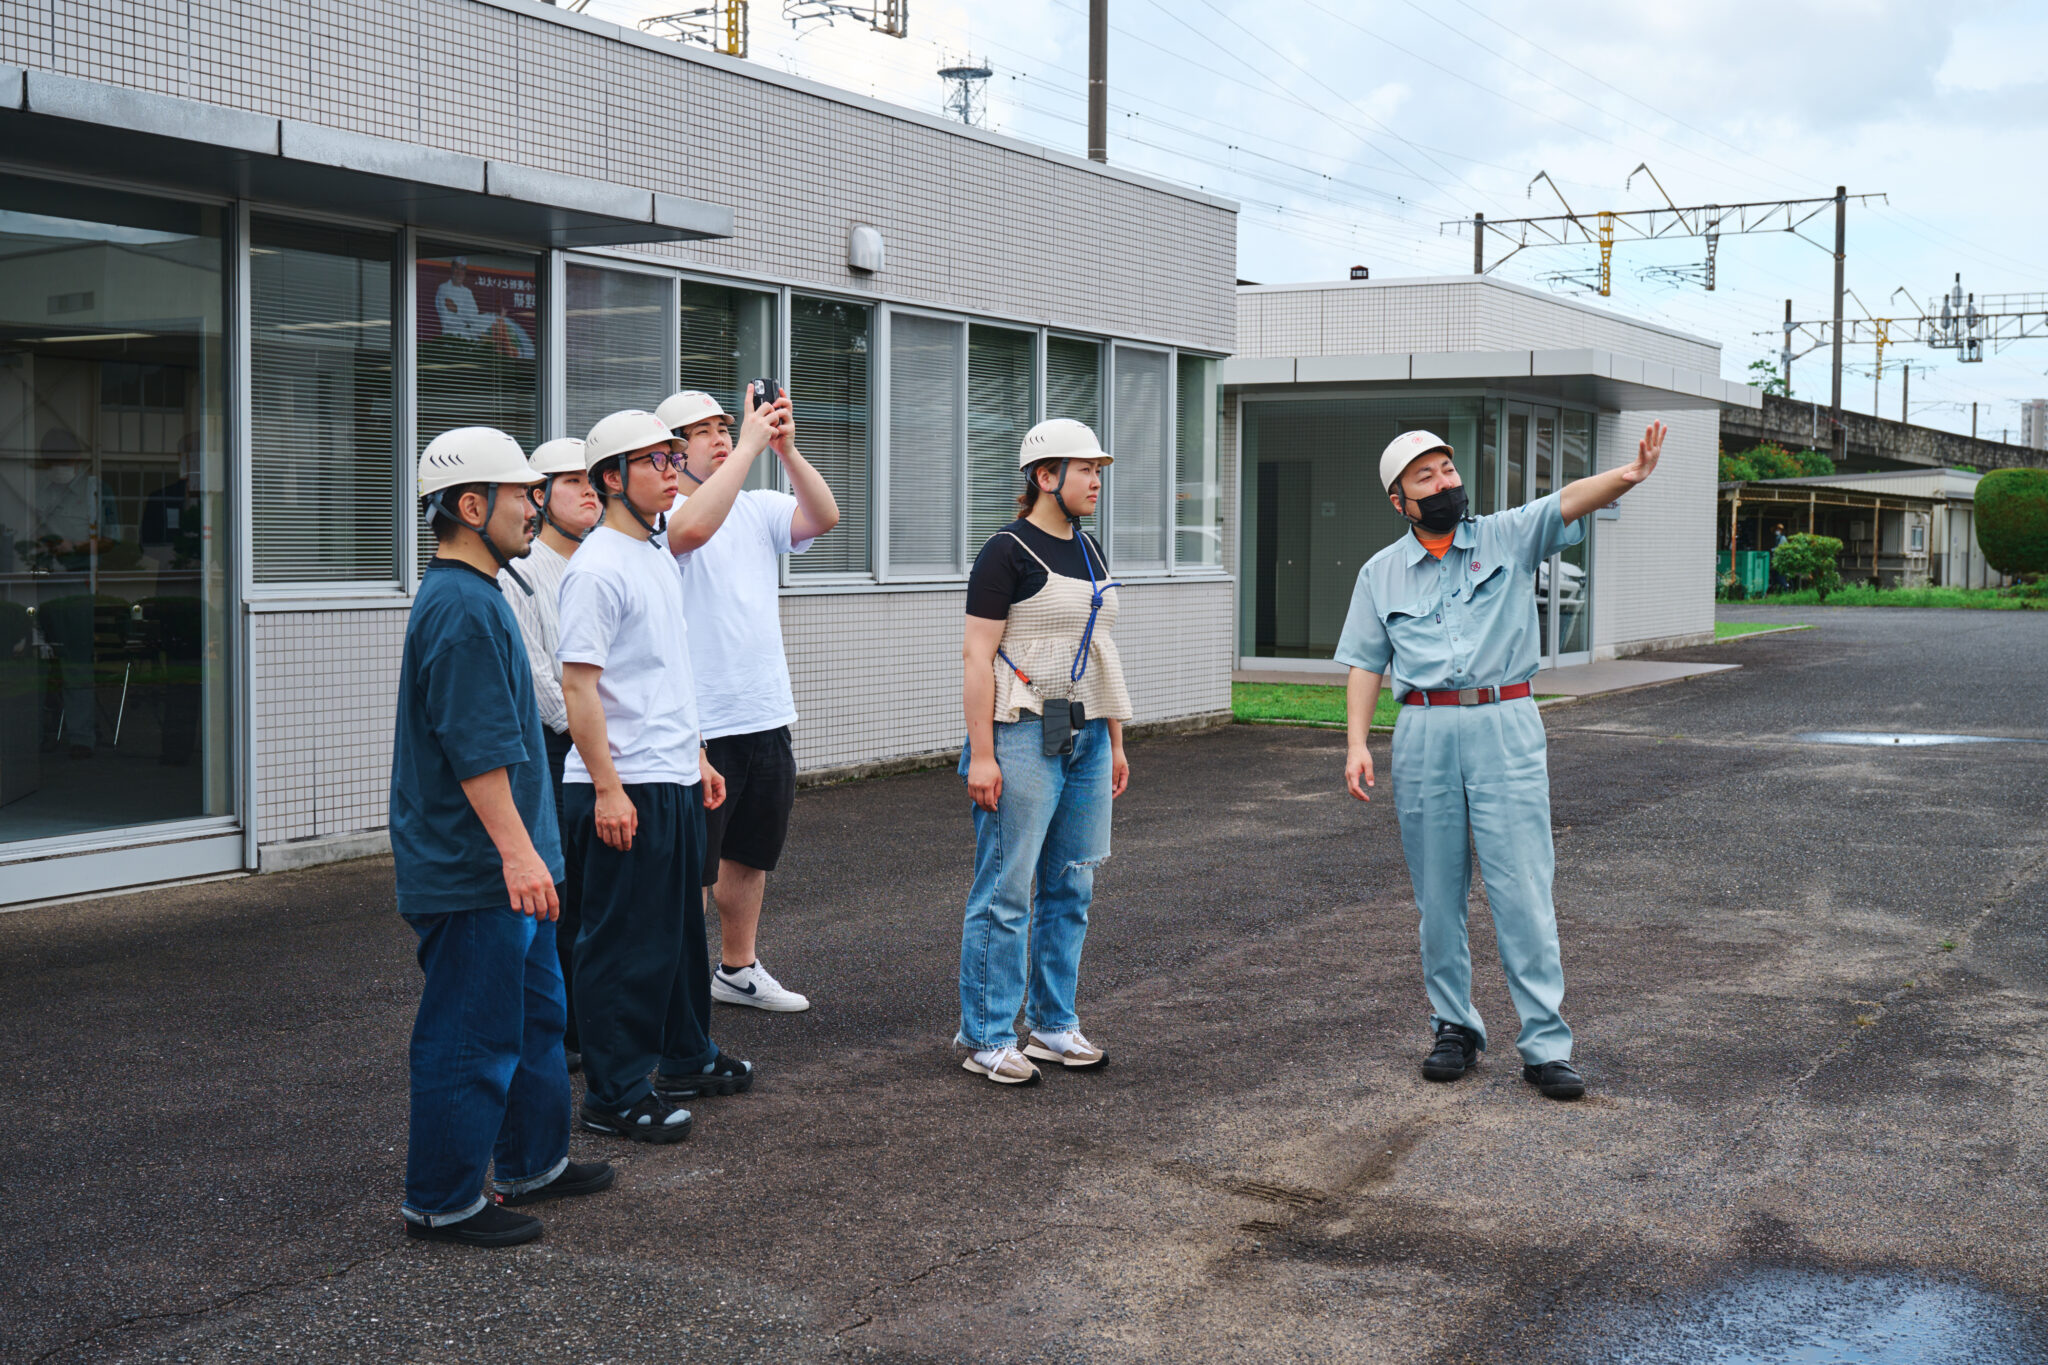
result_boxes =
[1339,422,1666,1100]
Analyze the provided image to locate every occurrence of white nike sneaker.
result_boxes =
[712,960,811,1013]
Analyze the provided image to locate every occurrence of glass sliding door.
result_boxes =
[1554,410,1593,663]
[1502,401,1593,667]
[0,174,231,847]
[1531,409,1557,655]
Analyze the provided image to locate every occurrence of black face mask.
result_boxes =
[1403,483,1468,535]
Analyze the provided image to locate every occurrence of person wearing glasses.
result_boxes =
[556,405,779,1142]
[656,385,839,1015]
[955,419,1132,1086]
[498,437,602,1073]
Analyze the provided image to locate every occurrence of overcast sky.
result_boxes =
[580,0,2048,444]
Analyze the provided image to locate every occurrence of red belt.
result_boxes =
[1401,682,1533,707]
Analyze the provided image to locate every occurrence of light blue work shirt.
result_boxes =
[1334,492,1585,696]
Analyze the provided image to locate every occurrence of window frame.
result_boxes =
[1108,340,1175,577]
[560,252,680,444]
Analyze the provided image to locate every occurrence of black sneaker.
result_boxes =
[1421,1022,1482,1082]
[1522,1059,1585,1101]
[563,1047,582,1074]
[580,1093,693,1143]
[404,1202,543,1248]
[500,1160,615,1207]
[654,1053,755,1101]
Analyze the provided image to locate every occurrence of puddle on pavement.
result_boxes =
[1595,1269,2048,1364]
[1797,730,2045,747]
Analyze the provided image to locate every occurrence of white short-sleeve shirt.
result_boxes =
[669,488,814,741]
[555,525,702,786]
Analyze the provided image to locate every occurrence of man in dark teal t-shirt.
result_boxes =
[390,427,612,1249]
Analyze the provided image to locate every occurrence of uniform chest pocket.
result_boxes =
[1380,596,1443,647]
[1460,561,1510,604]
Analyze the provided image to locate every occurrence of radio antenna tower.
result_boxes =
[938,56,993,126]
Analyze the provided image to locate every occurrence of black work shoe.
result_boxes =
[563,1047,582,1074]
[654,1052,755,1101]
[1421,1022,1482,1082]
[500,1160,615,1207]
[580,1094,693,1143]
[404,1202,543,1248]
[1522,1059,1586,1100]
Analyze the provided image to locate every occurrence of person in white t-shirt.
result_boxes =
[658,385,840,1014]
[555,403,782,1141]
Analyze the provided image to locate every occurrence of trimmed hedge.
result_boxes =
[1977,469,2048,577]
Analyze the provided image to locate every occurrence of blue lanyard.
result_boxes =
[998,529,1121,688]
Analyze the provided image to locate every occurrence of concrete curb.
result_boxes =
[1711,623,1814,643]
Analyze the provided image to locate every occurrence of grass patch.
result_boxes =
[1233,681,1403,729]
[1742,584,2045,610]
[1715,621,1808,640]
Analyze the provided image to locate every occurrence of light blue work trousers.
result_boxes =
[1391,695,1572,1065]
[955,717,1113,1051]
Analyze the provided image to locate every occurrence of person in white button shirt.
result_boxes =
[498,437,602,1073]
[659,386,839,1013]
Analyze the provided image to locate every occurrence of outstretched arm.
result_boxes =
[666,385,785,554]
[771,398,841,544]
[1559,420,1665,523]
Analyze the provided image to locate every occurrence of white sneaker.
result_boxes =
[712,960,810,1013]
[1024,1028,1108,1070]
[963,1045,1041,1085]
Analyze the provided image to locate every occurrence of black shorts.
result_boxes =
[701,726,797,886]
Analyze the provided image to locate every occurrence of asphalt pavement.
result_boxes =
[4,604,2047,1363]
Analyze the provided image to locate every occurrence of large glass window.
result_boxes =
[415,243,539,571]
[968,325,1036,549]
[0,175,231,846]
[1556,410,1592,657]
[250,217,396,585]
[886,312,964,576]
[789,295,871,575]
[566,263,669,437]
[1046,335,1101,431]
[1110,344,1170,571]
[1175,353,1221,568]
[678,279,778,490]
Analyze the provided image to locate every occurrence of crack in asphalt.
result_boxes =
[29,1243,405,1364]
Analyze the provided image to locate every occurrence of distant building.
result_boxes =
[2022,399,2048,451]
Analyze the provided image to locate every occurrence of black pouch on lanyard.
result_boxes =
[1040,698,1075,756]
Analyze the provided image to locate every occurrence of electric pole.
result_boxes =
[1473,213,1485,275]
[1972,401,1978,438]
[1783,298,1793,395]
[1087,0,1106,162]
[1843,187,1859,466]
[1902,364,1908,424]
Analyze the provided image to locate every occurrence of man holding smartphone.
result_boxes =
[557,406,779,1142]
[393,427,612,1247]
[657,383,839,1013]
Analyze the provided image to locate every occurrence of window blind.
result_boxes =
[566,264,669,438]
[677,280,778,490]
[250,216,397,584]
[1175,354,1221,568]
[968,325,1036,551]
[886,313,964,575]
[415,242,539,573]
[1046,336,1101,431]
[788,295,871,575]
[1111,346,1170,570]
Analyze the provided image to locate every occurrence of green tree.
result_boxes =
[1719,453,1759,482]
[1742,443,1804,479]
[1793,448,1835,477]
[1975,468,2048,577]
[1772,532,1844,601]
[1747,358,1789,397]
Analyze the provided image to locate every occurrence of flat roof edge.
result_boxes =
[467,0,1239,215]
[1238,274,1723,352]
[1222,347,1752,408]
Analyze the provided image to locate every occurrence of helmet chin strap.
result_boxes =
[1049,458,1081,524]
[613,455,669,542]
[429,484,531,594]
[536,476,586,544]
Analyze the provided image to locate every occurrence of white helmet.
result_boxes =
[583,410,675,470]
[528,437,587,477]
[657,390,731,435]
[1018,417,1112,470]
[1380,430,1452,494]
[418,427,541,497]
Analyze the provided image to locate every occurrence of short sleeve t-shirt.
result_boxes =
[966,519,1110,620]
[390,560,563,917]
[669,488,814,740]
[556,525,702,786]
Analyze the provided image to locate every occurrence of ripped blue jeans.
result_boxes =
[956,716,1112,1051]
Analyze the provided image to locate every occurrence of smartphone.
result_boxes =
[749,377,782,410]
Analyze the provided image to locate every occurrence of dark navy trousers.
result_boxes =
[563,780,718,1112]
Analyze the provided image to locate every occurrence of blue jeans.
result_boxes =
[956,717,1113,1051]
[400,907,572,1226]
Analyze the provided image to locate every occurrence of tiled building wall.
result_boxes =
[249,582,1233,848]
[1589,405,1717,653]
[1238,282,1719,373]
[252,607,410,843]
[0,0,1237,353]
